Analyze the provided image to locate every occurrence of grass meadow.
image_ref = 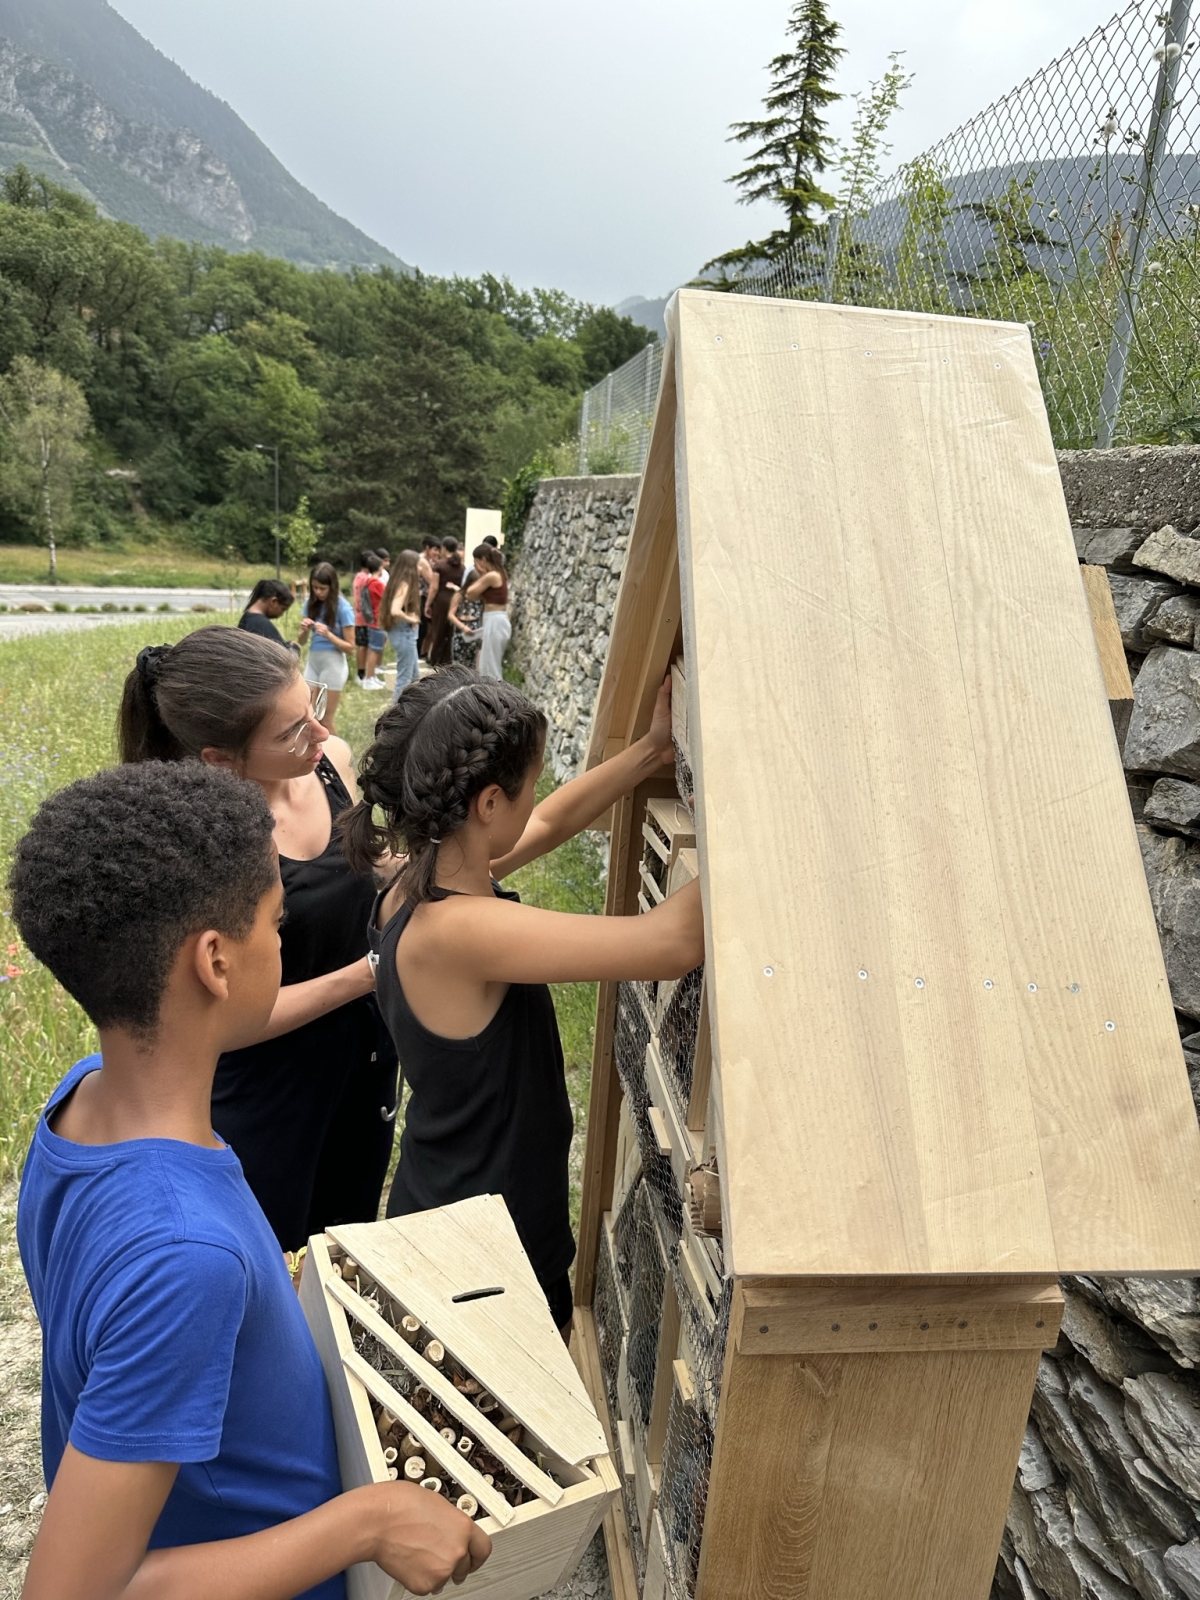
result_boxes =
[0,621,603,1224]
[0,542,292,591]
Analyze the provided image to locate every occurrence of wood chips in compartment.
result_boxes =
[301,1196,617,1600]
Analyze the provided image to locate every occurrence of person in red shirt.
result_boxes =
[351,553,379,682]
[361,559,389,690]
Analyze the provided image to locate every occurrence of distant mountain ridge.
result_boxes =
[0,0,406,269]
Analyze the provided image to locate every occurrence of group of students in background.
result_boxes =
[8,614,704,1598]
[237,535,512,739]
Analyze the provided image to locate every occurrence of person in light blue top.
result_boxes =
[300,561,357,734]
[10,762,490,1600]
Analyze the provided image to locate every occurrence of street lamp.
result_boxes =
[254,443,281,578]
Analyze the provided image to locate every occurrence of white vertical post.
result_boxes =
[822,212,843,302]
[579,388,590,474]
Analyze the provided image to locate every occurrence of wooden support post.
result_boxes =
[697,1276,1062,1600]
[1080,563,1135,750]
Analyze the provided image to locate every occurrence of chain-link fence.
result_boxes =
[577,340,664,475]
[581,0,1200,464]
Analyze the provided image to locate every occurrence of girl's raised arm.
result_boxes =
[490,676,676,880]
[422,877,704,986]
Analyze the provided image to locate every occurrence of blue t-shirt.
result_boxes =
[308,596,354,651]
[18,1057,346,1599]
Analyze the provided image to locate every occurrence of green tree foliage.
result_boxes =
[836,54,912,219]
[705,0,844,278]
[0,356,92,577]
[0,166,654,565]
[282,494,321,567]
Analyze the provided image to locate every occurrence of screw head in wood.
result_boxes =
[958,1321,968,1329]
[1036,1319,1045,1328]
[759,1325,769,1334]
[763,966,774,977]
[1070,983,1080,993]
[984,979,994,990]
[868,1322,878,1330]
[915,977,925,989]
[1105,1020,1115,1031]
[1028,982,1038,992]
[858,969,868,980]
[920,1322,930,1330]
[831,1323,841,1331]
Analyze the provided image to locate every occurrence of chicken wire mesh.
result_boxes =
[582,0,1200,460]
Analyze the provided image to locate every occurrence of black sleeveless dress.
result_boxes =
[372,884,576,1312]
[212,756,398,1251]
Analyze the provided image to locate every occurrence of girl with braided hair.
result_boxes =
[340,668,703,1332]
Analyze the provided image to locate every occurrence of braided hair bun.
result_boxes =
[339,667,547,901]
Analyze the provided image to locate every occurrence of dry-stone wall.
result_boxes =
[510,474,639,780]
[513,450,1200,1600]
[996,445,1200,1600]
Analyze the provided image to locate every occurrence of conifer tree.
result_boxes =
[704,0,844,278]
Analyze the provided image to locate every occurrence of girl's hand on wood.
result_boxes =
[645,675,675,766]
[363,1482,492,1593]
[660,876,705,971]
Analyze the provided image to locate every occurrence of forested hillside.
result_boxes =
[0,0,402,269]
[0,168,653,564]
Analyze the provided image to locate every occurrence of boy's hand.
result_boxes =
[363,1482,491,1593]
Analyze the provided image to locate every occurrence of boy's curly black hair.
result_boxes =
[9,763,278,1036]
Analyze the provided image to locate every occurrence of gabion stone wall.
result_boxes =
[510,475,639,781]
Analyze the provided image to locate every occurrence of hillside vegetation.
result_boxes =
[0,167,653,567]
[0,0,400,269]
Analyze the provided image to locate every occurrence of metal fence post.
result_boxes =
[641,345,656,471]
[603,371,614,457]
[579,389,590,474]
[1095,0,1192,447]
[822,212,842,302]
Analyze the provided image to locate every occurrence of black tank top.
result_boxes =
[216,756,381,1074]
[372,883,575,1287]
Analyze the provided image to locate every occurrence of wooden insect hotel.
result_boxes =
[301,1195,617,1600]
[570,289,1200,1600]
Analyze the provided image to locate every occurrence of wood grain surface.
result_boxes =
[666,289,1200,1278]
[697,1341,1041,1600]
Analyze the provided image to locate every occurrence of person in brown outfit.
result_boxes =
[423,537,464,667]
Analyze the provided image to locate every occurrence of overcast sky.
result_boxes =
[111,0,1112,306]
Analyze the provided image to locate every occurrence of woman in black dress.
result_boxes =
[118,626,398,1252]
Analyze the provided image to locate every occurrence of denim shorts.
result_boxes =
[367,627,387,652]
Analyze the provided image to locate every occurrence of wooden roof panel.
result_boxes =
[665,289,1200,1278]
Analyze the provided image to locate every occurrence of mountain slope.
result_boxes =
[0,0,405,269]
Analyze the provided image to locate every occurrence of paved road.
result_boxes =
[0,584,247,641]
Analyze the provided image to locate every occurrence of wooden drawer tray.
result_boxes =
[301,1196,617,1600]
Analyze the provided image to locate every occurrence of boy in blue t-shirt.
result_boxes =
[10,762,490,1600]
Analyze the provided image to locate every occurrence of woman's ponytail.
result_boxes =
[338,795,402,879]
[117,629,298,765]
[118,646,185,763]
